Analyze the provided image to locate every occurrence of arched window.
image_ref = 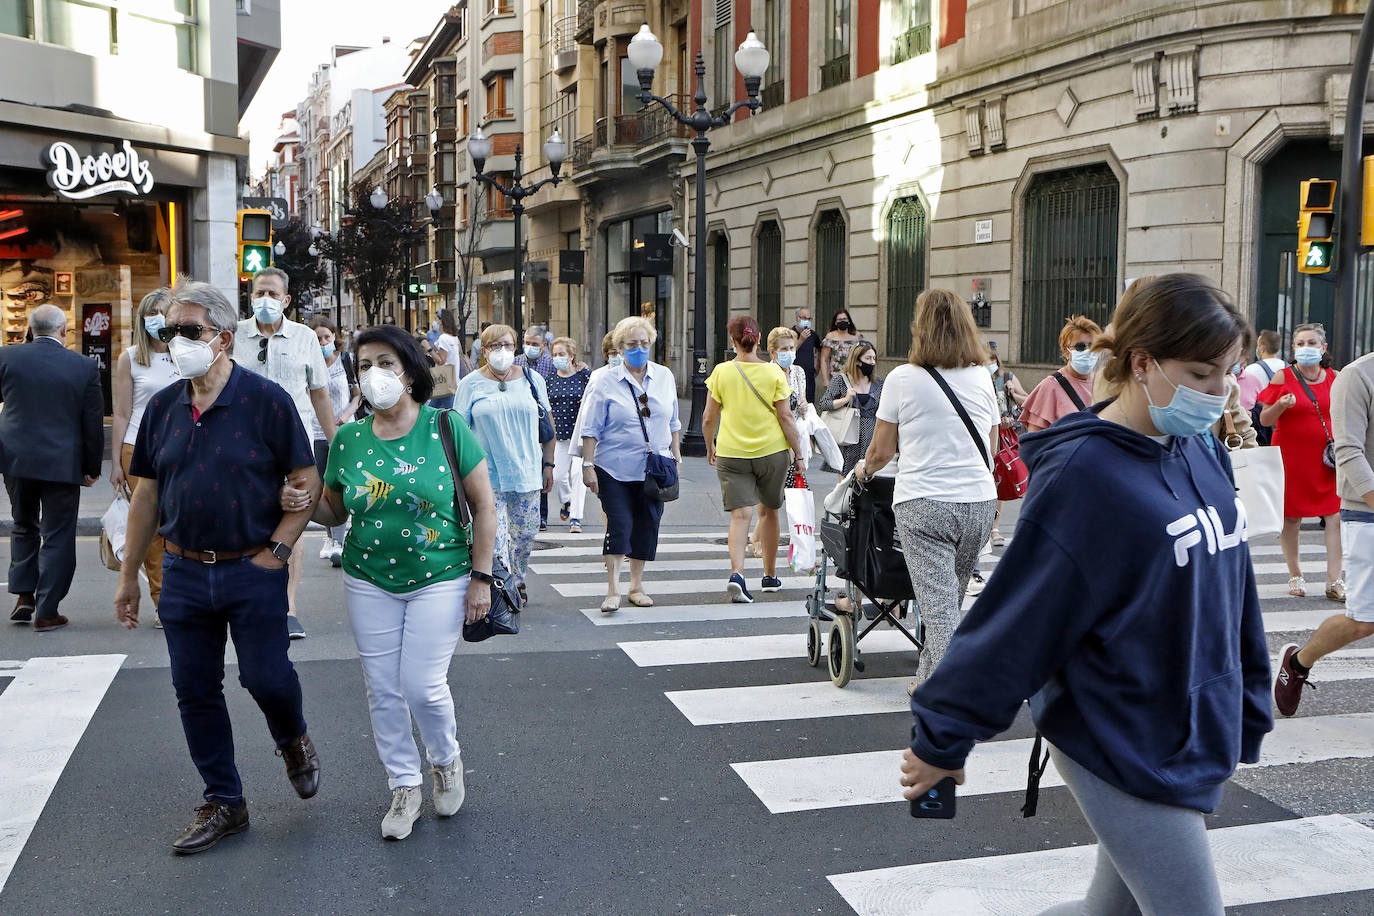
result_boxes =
[1021,163,1120,363]
[756,221,783,332]
[815,210,846,331]
[885,196,927,355]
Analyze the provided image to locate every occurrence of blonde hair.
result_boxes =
[611,315,657,351]
[601,331,615,359]
[907,289,986,369]
[844,341,877,382]
[480,323,517,348]
[132,287,173,367]
[1058,315,1103,358]
[551,336,579,363]
[767,326,796,355]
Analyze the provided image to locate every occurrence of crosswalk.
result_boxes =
[527,525,1374,913]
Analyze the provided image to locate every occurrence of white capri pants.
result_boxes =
[343,574,468,789]
[553,438,587,521]
[1344,518,1374,623]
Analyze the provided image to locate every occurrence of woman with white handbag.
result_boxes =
[817,342,884,474]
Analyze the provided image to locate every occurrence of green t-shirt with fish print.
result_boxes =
[324,406,486,594]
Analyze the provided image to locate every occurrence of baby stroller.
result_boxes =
[805,473,924,687]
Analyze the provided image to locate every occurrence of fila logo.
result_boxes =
[1165,499,1247,568]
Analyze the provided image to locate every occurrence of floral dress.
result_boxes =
[823,335,864,379]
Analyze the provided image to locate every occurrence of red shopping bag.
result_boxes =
[993,427,1029,501]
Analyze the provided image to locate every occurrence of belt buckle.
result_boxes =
[201,549,217,565]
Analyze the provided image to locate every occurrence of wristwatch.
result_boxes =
[470,569,495,584]
[267,541,293,563]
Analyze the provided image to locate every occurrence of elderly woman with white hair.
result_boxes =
[580,316,682,613]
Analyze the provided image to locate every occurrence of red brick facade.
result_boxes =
[483,30,521,61]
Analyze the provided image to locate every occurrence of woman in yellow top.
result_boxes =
[704,315,806,603]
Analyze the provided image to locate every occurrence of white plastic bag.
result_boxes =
[100,489,129,571]
[786,485,819,574]
[804,410,843,471]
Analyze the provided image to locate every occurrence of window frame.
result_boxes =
[884,195,928,357]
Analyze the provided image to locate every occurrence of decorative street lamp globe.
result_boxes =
[425,187,443,214]
[734,31,770,81]
[627,23,663,74]
[467,127,493,175]
[274,240,286,256]
[369,186,388,210]
[543,129,567,178]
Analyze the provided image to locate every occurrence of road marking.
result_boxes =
[732,712,1374,814]
[665,676,912,726]
[532,556,778,576]
[554,576,815,598]
[0,655,125,894]
[827,815,1374,915]
[579,602,808,627]
[619,629,922,666]
[533,541,785,560]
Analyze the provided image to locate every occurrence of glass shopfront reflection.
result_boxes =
[605,210,673,364]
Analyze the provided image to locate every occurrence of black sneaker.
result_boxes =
[760,576,782,593]
[287,616,307,640]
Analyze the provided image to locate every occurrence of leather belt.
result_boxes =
[165,541,267,565]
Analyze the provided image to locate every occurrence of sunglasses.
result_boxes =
[156,324,216,343]
[635,392,650,418]
[1069,341,1093,352]
[258,337,269,363]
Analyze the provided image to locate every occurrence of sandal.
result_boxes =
[600,596,620,614]
[559,502,570,522]
[1288,576,1307,598]
[627,591,654,607]
[991,529,1005,548]
[1326,579,1346,602]
[569,519,582,534]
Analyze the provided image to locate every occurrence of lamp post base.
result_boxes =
[680,376,709,457]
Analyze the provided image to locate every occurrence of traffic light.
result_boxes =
[1363,156,1374,248]
[406,275,420,301]
[1297,178,1336,274]
[237,209,274,279]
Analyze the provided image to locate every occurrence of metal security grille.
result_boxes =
[885,196,927,355]
[757,221,783,332]
[815,210,847,330]
[1021,164,1119,364]
[714,234,730,364]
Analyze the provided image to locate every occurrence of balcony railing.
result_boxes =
[761,80,785,110]
[552,14,578,56]
[574,0,594,44]
[638,96,690,146]
[891,24,931,65]
[820,55,850,91]
[570,132,596,168]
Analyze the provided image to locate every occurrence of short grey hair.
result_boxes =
[252,267,290,293]
[29,304,66,337]
[167,279,238,333]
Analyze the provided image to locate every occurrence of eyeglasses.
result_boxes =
[1069,341,1093,352]
[156,324,214,343]
[258,337,269,363]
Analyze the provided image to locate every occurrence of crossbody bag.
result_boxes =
[624,378,679,502]
[1052,371,1088,412]
[923,365,991,469]
[1290,368,1337,468]
[524,367,556,443]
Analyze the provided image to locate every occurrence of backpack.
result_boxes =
[1248,360,1276,447]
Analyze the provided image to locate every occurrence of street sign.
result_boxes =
[559,249,584,285]
[241,196,290,229]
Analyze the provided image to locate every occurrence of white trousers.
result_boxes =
[343,574,468,789]
[553,438,587,520]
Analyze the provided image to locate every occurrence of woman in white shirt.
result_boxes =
[110,287,179,621]
[855,289,998,684]
[431,310,467,409]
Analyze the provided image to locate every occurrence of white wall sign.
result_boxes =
[974,219,993,244]
[44,140,155,200]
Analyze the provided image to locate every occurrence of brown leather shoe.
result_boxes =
[276,733,321,799]
[10,593,34,623]
[171,801,249,855]
[33,614,68,633]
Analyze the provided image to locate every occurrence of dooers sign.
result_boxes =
[45,139,155,200]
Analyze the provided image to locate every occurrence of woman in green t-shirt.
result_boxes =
[309,326,496,841]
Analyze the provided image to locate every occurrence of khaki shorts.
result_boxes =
[716,449,791,511]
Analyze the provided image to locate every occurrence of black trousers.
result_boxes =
[4,475,81,619]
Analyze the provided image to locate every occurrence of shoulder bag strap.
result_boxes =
[437,410,474,534]
[623,378,654,452]
[523,367,545,413]
[1255,359,1276,382]
[733,360,776,412]
[1052,371,1088,412]
[1291,368,1335,443]
[924,365,991,469]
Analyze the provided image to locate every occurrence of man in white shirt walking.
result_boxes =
[233,267,335,639]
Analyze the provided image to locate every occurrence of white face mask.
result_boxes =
[252,295,283,325]
[167,335,221,379]
[487,348,515,373]
[360,367,406,410]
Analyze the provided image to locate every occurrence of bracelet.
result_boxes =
[542,462,555,469]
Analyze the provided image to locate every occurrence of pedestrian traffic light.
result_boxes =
[1363,156,1374,248]
[406,275,420,301]
[237,209,274,279]
[1297,179,1336,274]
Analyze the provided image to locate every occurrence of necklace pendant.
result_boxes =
[499,380,507,392]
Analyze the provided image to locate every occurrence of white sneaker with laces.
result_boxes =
[318,537,336,560]
[381,786,422,840]
[431,756,465,816]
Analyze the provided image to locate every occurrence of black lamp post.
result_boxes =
[467,128,567,341]
[627,24,769,457]
[369,185,443,333]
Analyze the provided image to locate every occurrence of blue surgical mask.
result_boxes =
[143,314,166,336]
[798,319,811,330]
[988,361,999,375]
[552,356,570,371]
[607,354,623,369]
[321,342,336,359]
[1294,346,1323,367]
[524,345,542,361]
[776,350,796,369]
[624,346,650,368]
[1144,359,1229,437]
[252,295,283,325]
[1069,348,1099,376]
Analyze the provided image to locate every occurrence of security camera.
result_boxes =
[672,227,691,251]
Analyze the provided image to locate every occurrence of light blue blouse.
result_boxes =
[454,369,550,494]
[582,363,681,483]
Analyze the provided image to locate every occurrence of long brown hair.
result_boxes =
[844,341,876,382]
[907,289,987,369]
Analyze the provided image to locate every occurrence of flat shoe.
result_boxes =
[627,591,654,607]
[1326,579,1346,602]
[1288,576,1307,598]
[600,597,620,614]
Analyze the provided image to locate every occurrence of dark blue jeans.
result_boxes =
[159,553,307,806]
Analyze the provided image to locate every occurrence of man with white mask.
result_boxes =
[115,279,322,854]
[233,267,333,638]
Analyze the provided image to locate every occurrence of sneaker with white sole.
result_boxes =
[431,757,465,817]
[318,537,335,560]
[727,573,754,603]
[381,786,422,840]
[967,570,986,597]
[1273,642,1316,717]
[760,576,782,592]
[329,542,343,568]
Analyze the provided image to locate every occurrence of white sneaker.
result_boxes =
[329,542,343,568]
[318,537,336,561]
[381,786,422,840]
[966,570,986,597]
[431,756,465,817]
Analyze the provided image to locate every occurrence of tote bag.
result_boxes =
[821,377,860,446]
[785,478,818,574]
[1231,446,1285,540]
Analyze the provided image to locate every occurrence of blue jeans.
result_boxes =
[158,553,308,806]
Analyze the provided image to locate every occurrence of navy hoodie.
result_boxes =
[909,407,1274,812]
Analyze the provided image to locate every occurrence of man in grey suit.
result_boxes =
[0,304,104,631]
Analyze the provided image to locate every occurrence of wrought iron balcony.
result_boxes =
[761,80,785,110]
[820,55,850,91]
[891,24,931,65]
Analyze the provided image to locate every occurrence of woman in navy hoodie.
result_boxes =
[900,274,1273,914]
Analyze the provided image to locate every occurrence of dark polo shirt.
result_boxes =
[130,362,314,552]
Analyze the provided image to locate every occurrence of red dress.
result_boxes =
[1257,366,1339,518]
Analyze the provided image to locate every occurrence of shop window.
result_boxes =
[756,221,782,332]
[890,0,931,65]
[814,210,846,330]
[1021,163,1120,363]
[821,0,851,90]
[885,196,927,356]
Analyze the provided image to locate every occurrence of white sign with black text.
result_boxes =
[44,139,155,200]
[974,218,993,244]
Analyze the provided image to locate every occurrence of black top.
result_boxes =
[547,368,591,440]
[0,338,103,484]
[793,328,818,403]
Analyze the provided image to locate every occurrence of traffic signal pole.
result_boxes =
[1335,1,1374,367]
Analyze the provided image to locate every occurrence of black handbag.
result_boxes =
[626,379,679,501]
[437,410,522,641]
[524,367,556,444]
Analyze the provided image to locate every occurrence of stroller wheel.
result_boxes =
[828,616,855,688]
[806,619,822,668]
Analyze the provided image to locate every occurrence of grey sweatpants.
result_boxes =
[1039,747,1224,916]
[893,497,996,681]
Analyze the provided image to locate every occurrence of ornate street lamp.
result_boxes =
[627,24,768,456]
[467,127,566,339]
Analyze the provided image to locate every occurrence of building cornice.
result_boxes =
[0,99,249,157]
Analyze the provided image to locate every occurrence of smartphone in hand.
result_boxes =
[909,776,957,819]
